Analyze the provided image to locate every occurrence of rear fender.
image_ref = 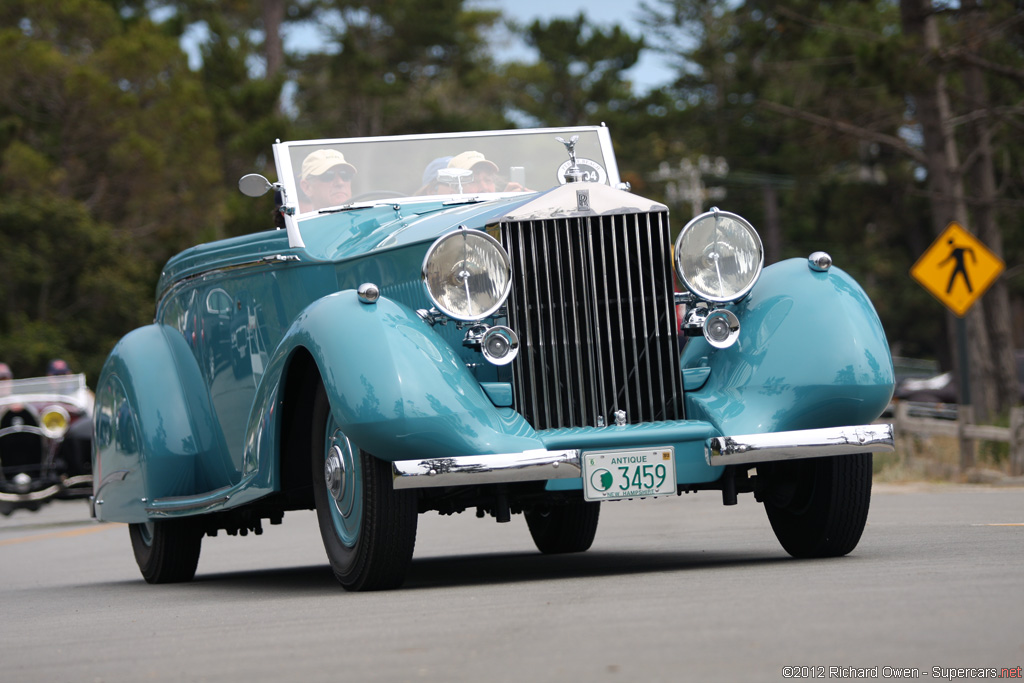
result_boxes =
[682,258,894,437]
[92,325,229,522]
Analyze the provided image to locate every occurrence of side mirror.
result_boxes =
[238,173,273,198]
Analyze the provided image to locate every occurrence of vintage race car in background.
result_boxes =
[1,373,93,514]
[92,125,895,590]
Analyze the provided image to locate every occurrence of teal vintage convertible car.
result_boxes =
[92,125,895,590]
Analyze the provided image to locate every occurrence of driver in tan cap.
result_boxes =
[299,149,358,211]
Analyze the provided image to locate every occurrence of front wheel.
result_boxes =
[760,453,872,558]
[128,519,203,583]
[525,499,600,554]
[311,383,417,591]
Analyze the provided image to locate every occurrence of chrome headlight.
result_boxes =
[422,227,512,321]
[674,208,763,303]
[40,405,70,439]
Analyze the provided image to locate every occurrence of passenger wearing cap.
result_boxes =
[299,149,358,211]
[422,151,528,195]
[416,156,453,195]
[448,151,501,194]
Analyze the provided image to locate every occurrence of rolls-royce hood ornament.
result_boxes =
[556,135,582,183]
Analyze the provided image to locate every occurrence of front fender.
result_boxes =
[682,258,894,437]
[245,290,543,476]
[92,324,230,522]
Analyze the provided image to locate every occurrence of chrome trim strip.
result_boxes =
[392,449,581,490]
[0,484,61,503]
[62,475,93,488]
[95,469,130,497]
[156,254,303,311]
[706,424,895,466]
[0,425,48,438]
[147,483,235,514]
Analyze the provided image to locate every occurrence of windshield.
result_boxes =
[0,374,89,407]
[272,126,619,217]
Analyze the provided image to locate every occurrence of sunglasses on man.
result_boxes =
[312,168,354,183]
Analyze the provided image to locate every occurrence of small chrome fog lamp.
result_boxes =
[40,405,70,439]
[703,309,740,349]
[480,326,520,365]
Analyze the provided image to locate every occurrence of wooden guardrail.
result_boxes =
[890,402,1024,475]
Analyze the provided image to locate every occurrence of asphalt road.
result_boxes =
[1,483,1022,683]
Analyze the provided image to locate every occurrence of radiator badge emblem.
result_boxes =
[577,189,590,212]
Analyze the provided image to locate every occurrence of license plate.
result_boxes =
[582,447,676,502]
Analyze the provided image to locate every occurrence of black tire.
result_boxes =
[311,383,417,591]
[525,499,600,554]
[128,519,203,584]
[761,453,872,558]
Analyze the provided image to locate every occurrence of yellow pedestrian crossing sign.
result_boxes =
[910,222,1004,317]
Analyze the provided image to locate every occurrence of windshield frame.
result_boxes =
[271,125,620,224]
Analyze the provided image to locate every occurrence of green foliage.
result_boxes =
[0,0,221,381]
[0,192,151,381]
[501,13,643,127]
[637,0,1024,366]
[292,0,509,137]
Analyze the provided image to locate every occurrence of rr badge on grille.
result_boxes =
[576,189,590,212]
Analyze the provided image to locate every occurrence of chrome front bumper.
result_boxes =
[390,424,894,490]
[705,424,895,466]
[392,449,580,490]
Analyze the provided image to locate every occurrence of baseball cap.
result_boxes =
[300,149,357,181]
[448,151,498,174]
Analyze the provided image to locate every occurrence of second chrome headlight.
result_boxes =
[422,227,512,321]
[41,405,70,439]
[674,208,763,303]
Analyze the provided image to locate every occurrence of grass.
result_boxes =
[873,433,1019,484]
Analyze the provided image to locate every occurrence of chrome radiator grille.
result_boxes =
[500,210,684,430]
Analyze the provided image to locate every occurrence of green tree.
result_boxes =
[639,0,1024,413]
[502,13,643,127]
[0,0,221,379]
[128,0,297,236]
[292,0,509,138]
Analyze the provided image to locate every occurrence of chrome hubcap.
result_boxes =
[325,444,347,501]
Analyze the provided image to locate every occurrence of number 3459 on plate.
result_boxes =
[582,447,676,502]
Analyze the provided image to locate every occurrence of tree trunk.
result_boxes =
[962,0,1020,412]
[262,0,285,78]
[900,0,998,421]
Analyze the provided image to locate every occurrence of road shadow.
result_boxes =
[403,548,792,590]
[121,547,796,594]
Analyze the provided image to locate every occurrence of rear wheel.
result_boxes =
[129,519,203,583]
[761,453,872,558]
[311,383,417,591]
[525,499,600,554]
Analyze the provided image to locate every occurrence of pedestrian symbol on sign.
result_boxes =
[939,238,976,294]
[910,222,1004,317]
